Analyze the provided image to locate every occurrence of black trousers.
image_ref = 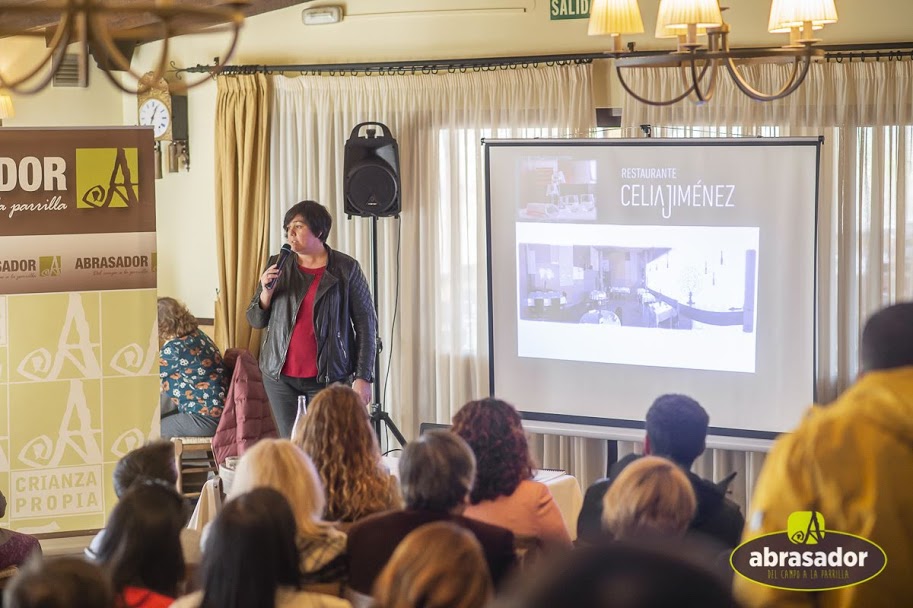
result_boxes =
[262,373,327,438]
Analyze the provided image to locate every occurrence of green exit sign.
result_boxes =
[550,0,591,20]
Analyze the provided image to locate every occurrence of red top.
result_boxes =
[120,587,173,608]
[281,265,325,378]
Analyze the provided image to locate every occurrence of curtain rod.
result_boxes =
[177,42,913,76]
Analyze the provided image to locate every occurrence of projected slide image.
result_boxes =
[515,156,599,222]
[516,225,760,373]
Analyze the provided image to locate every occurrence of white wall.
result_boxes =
[5,0,911,316]
[0,38,122,126]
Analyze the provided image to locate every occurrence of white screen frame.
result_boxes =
[485,138,821,447]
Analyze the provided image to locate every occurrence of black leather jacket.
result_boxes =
[246,244,377,384]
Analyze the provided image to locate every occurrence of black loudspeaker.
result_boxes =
[344,122,401,218]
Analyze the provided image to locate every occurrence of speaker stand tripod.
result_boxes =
[365,215,406,450]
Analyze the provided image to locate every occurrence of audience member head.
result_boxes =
[199,488,300,608]
[491,541,739,608]
[292,384,395,522]
[157,297,198,343]
[373,522,492,608]
[399,431,475,513]
[4,556,115,608]
[112,440,178,499]
[602,456,696,540]
[451,398,534,504]
[228,439,328,536]
[283,200,332,243]
[861,301,913,372]
[95,480,186,599]
[644,394,708,468]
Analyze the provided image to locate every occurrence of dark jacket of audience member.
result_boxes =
[4,556,114,608]
[372,522,492,608]
[579,454,743,547]
[577,395,744,548]
[346,431,516,595]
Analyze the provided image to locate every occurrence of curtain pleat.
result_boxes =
[619,59,913,513]
[213,74,272,355]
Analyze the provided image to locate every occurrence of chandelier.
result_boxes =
[0,0,247,95]
[588,0,839,105]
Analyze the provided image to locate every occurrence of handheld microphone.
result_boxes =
[266,244,293,290]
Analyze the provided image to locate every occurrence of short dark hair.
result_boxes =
[95,481,186,598]
[4,556,114,608]
[861,302,913,372]
[645,394,708,468]
[113,441,177,498]
[399,431,475,512]
[199,488,300,608]
[283,200,332,243]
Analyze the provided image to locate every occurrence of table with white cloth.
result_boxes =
[380,455,583,541]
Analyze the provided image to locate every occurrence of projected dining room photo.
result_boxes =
[514,156,599,222]
[517,239,758,335]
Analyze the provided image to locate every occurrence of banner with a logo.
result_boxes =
[0,127,158,534]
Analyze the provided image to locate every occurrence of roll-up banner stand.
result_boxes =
[0,127,158,534]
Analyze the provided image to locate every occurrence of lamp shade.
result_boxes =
[657,0,723,30]
[656,20,707,38]
[588,0,645,36]
[768,0,838,32]
[0,93,14,120]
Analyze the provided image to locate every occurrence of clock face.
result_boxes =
[138,98,171,139]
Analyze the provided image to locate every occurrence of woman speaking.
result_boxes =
[247,200,378,438]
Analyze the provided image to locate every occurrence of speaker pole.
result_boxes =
[368,214,407,449]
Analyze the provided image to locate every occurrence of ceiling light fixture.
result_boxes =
[588,0,839,105]
[0,0,247,95]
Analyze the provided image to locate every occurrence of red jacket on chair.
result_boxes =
[211,348,277,465]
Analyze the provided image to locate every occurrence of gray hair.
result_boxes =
[399,431,476,512]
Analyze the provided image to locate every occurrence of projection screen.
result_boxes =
[485,138,820,446]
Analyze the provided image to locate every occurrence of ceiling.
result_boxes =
[0,0,315,67]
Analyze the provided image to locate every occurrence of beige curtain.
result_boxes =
[269,64,607,486]
[213,74,272,355]
[618,58,913,512]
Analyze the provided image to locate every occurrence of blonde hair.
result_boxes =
[157,297,198,343]
[228,439,329,536]
[373,522,492,608]
[601,456,696,540]
[291,384,401,522]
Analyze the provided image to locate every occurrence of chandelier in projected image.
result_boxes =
[588,0,839,106]
[0,0,246,94]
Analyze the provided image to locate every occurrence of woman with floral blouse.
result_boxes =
[158,297,226,438]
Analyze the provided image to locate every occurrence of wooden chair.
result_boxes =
[171,437,218,499]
